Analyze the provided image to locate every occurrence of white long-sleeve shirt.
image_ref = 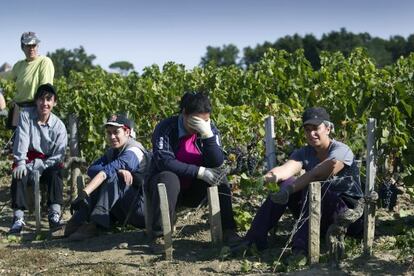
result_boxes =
[13,106,67,169]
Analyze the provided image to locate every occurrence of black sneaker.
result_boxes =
[48,212,62,230]
[223,229,242,245]
[149,236,165,254]
[230,240,252,255]
[8,217,25,235]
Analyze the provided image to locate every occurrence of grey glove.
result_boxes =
[270,185,294,205]
[13,164,27,180]
[0,109,8,117]
[28,158,46,175]
[197,166,222,186]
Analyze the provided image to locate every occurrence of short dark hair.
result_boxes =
[179,92,212,114]
[34,83,58,101]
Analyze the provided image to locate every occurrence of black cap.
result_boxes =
[302,107,330,126]
[34,83,57,101]
[21,32,40,45]
[104,114,133,129]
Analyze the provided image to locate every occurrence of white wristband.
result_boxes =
[197,166,205,178]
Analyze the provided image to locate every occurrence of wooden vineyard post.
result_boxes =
[33,170,41,233]
[364,118,377,256]
[207,186,223,245]
[143,187,153,238]
[308,181,321,265]
[158,183,173,261]
[265,116,276,171]
[68,114,83,198]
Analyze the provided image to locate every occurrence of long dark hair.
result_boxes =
[179,92,212,114]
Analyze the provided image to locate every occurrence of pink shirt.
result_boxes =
[175,134,203,189]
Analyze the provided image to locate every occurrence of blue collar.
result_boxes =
[178,114,191,139]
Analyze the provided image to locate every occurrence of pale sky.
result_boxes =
[1,0,413,72]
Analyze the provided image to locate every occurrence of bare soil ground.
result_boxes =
[0,172,413,275]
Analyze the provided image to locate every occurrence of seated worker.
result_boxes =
[236,107,364,255]
[147,91,240,251]
[9,83,67,235]
[64,114,150,241]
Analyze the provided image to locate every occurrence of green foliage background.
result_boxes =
[1,48,413,185]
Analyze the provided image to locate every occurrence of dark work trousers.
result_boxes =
[148,170,237,232]
[292,185,363,253]
[11,167,63,210]
[245,193,303,250]
[71,174,145,229]
[245,177,302,250]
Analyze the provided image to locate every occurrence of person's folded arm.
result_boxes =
[199,135,224,168]
[99,150,140,179]
[152,122,200,178]
[87,156,107,178]
[84,149,141,194]
[83,171,107,195]
[264,159,303,184]
[290,159,345,193]
[153,149,200,178]
[13,111,30,166]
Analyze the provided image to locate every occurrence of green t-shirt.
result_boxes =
[1,56,54,103]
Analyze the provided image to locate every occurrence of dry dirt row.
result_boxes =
[0,174,413,275]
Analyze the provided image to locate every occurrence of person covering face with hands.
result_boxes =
[186,113,222,185]
[235,107,364,256]
[147,92,240,252]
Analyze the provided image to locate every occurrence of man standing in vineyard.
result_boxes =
[0,32,54,129]
[235,107,364,259]
[147,92,241,252]
[9,84,67,235]
[64,114,150,240]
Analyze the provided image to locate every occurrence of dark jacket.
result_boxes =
[149,115,224,179]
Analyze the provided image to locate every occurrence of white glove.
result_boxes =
[13,164,27,180]
[197,166,222,186]
[187,116,214,139]
[270,185,294,205]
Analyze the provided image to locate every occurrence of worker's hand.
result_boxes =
[118,169,133,186]
[187,116,214,139]
[28,158,46,176]
[270,185,294,205]
[197,166,222,186]
[13,164,27,180]
[263,170,278,184]
[70,190,89,214]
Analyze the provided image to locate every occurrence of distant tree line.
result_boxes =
[43,28,413,78]
[200,28,414,68]
[46,46,134,78]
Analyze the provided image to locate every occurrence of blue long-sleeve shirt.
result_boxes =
[87,139,145,179]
